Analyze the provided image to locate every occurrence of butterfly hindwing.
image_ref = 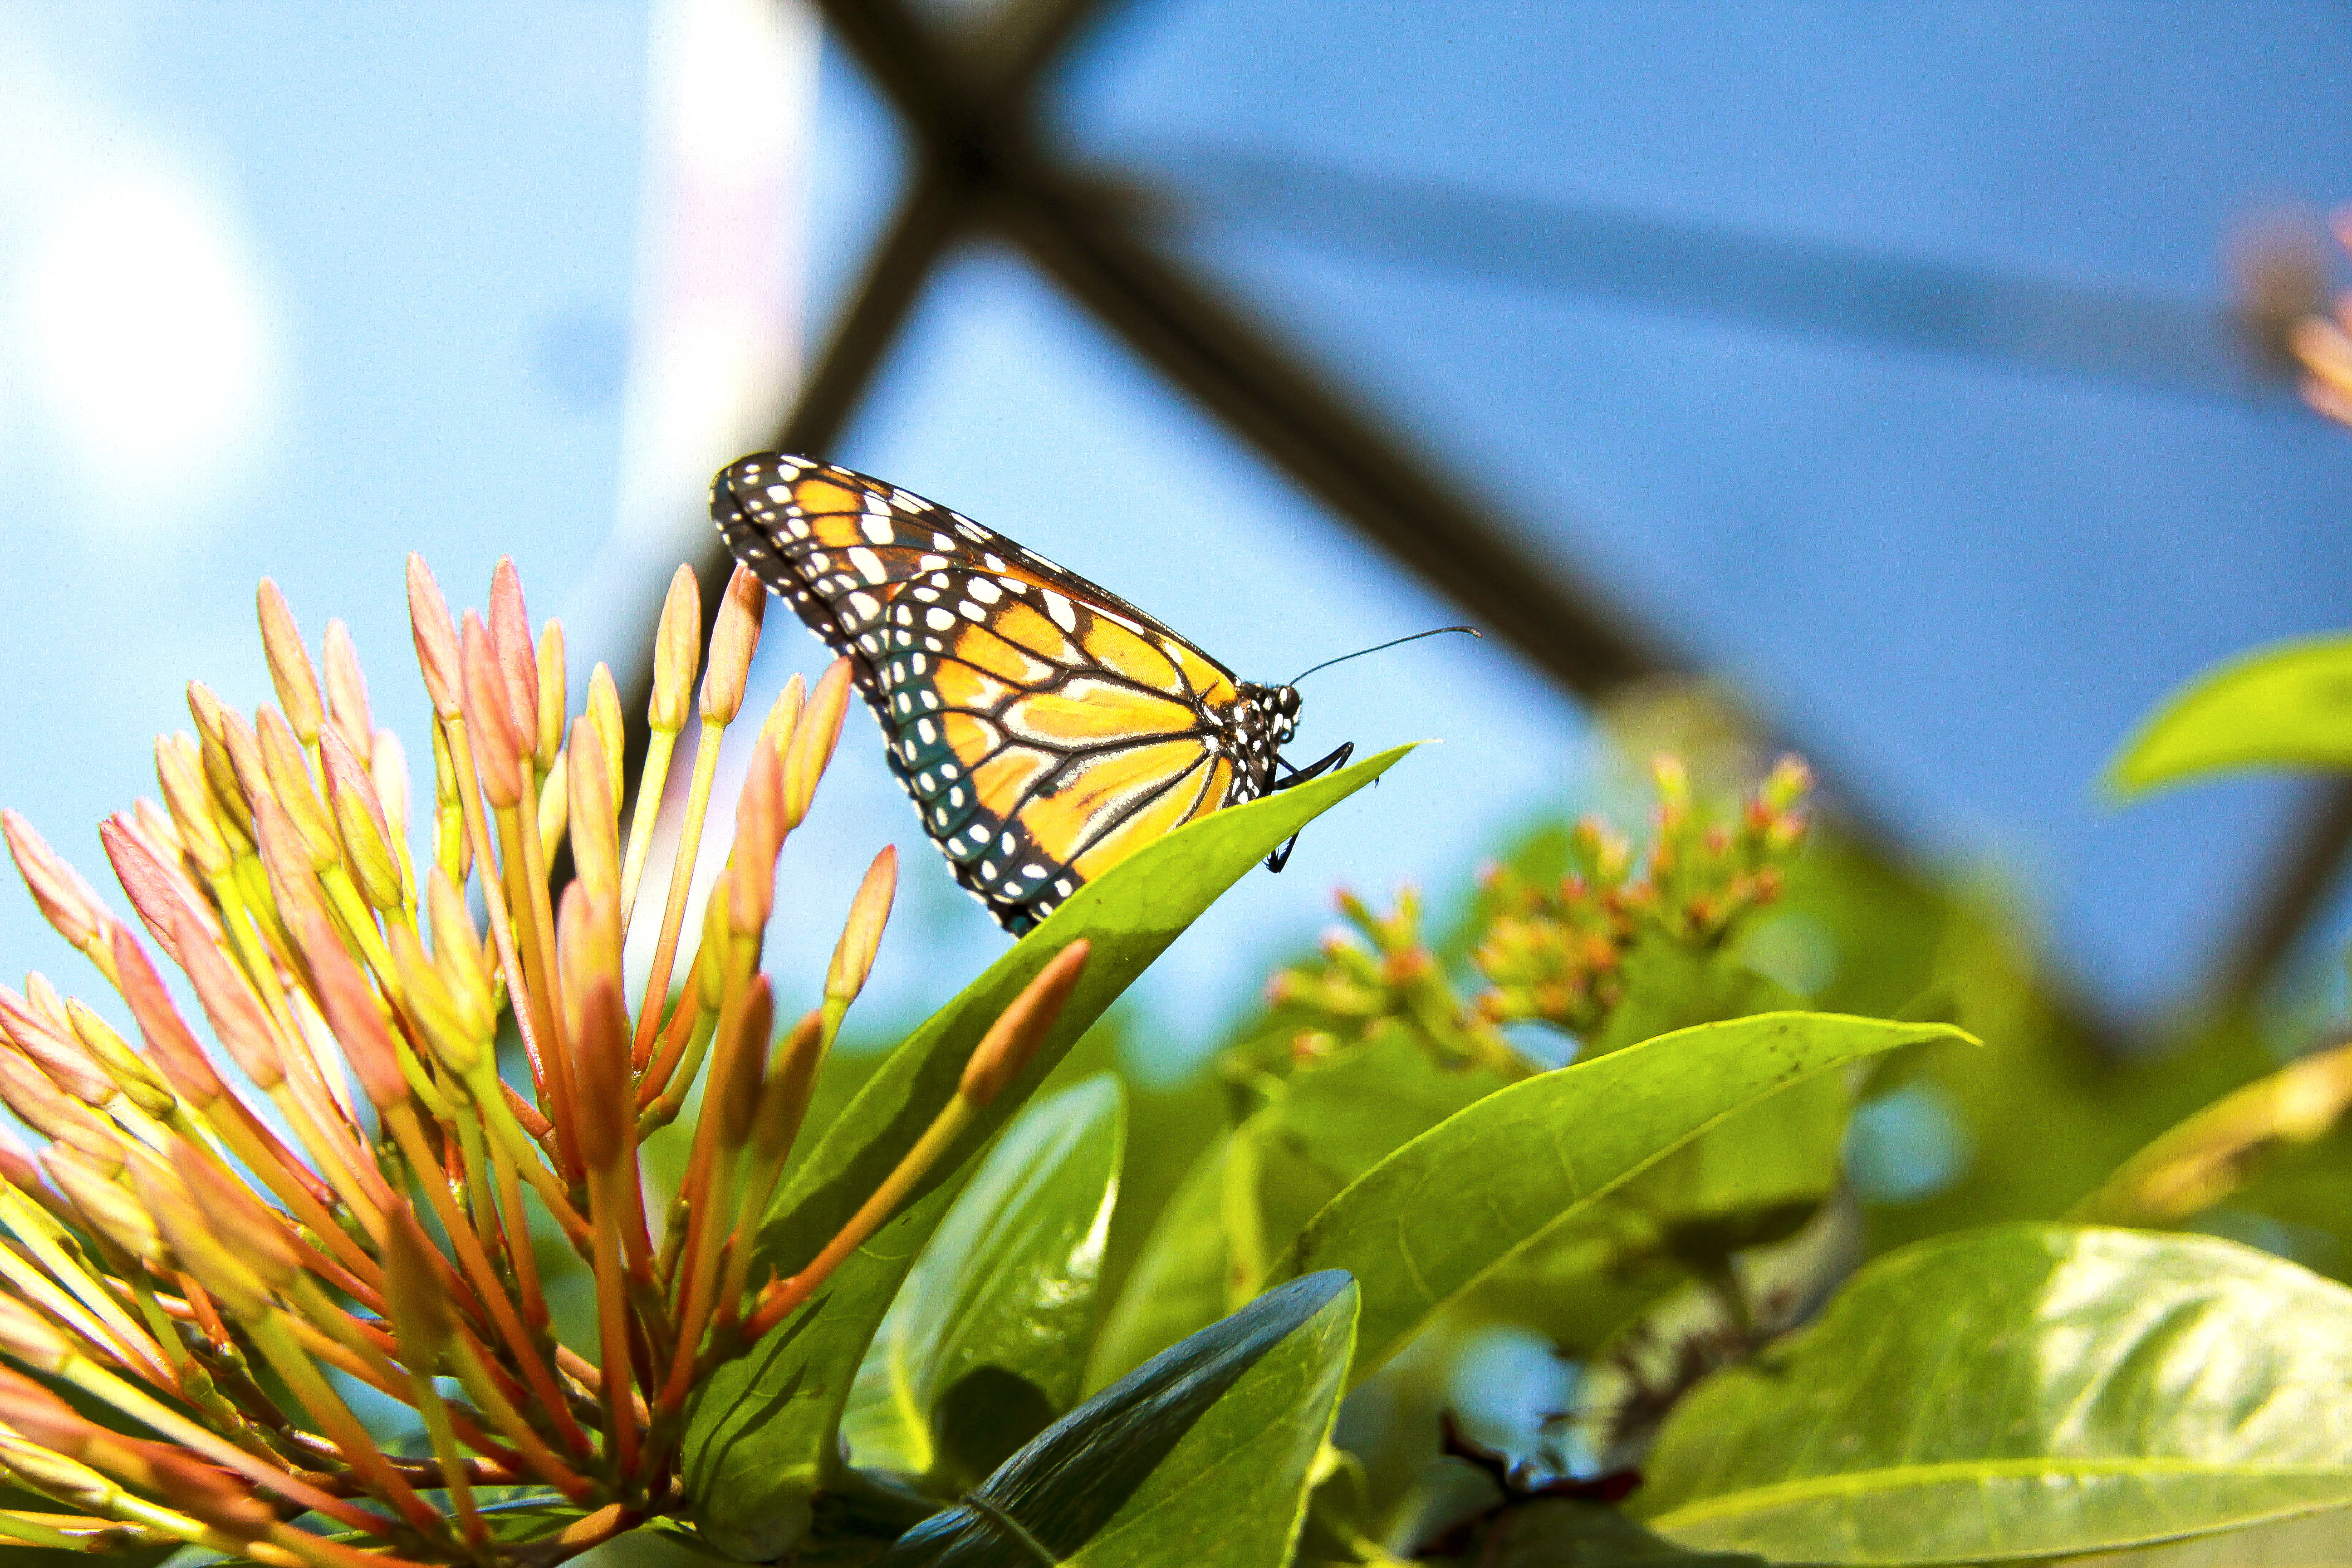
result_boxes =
[714,453,1274,933]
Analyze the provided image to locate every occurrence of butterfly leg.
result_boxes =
[1264,743,1356,872]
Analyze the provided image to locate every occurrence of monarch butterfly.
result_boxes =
[711,453,1358,934]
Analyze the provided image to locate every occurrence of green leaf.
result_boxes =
[1261,1012,1974,1383]
[681,746,1411,1558]
[1637,1224,2352,1564]
[1086,1129,1236,1392]
[843,1074,1126,1488]
[877,1270,1357,1567]
[2107,634,2352,798]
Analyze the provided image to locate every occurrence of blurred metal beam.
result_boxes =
[1155,146,2288,406]
[999,172,1668,696]
[2205,778,2352,1010]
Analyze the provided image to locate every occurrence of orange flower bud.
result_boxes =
[782,658,853,828]
[751,1004,824,1166]
[0,983,111,1105]
[387,923,477,1075]
[960,940,1091,1107]
[173,908,286,1092]
[291,911,407,1111]
[256,578,324,747]
[148,1446,276,1541]
[461,612,524,809]
[700,565,764,726]
[110,927,222,1107]
[649,564,701,734]
[0,1047,119,1169]
[100,815,211,965]
[824,847,896,1008]
[155,732,232,878]
[406,553,465,720]
[567,720,619,904]
[256,707,338,872]
[490,556,541,755]
[319,725,404,911]
[569,974,632,1176]
[2,811,113,955]
[41,1146,160,1263]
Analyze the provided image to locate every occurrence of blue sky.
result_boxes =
[5,3,2352,1071]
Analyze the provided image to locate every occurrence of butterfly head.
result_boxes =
[1268,683,1302,744]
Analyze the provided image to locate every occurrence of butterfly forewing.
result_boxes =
[714,453,1267,932]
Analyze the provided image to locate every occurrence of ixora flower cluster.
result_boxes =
[0,558,1087,1565]
[1268,755,1810,1072]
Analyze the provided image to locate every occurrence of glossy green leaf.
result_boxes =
[843,1074,1126,1488]
[1639,1224,2352,1564]
[681,745,1410,1558]
[2108,634,2352,798]
[1086,1128,1235,1392]
[877,1270,1357,1567]
[1262,1012,1974,1382]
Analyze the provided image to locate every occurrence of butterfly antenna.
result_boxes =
[1289,626,1481,686]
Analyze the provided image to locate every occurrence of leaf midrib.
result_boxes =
[1650,1455,2352,1530]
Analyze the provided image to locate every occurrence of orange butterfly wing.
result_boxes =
[714,453,1266,932]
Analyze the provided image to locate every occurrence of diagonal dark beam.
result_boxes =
[997,173,1667,699]
[2202,777,2352,1011]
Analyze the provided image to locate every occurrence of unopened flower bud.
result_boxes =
[256,707,338,872]
[960,940,1091,1106]
[713,976,774,1152]
[567,720,619,903]
[2,812,113,956]
[185,682,256,841]
[825,847,896,1007]
[99,816,208,965]
[782,659,853,828]
[649,564,701,734]
[387,924,477,1074]
[752,1004,824,1166]
[406,553,465,720]
[529,617,567,773]
[490,557,541,750]
[154,733,233,879]
[0,1048,120,1169]
[0,984,110,1105]
[569,975,632,1176]
[701,565,764,726]
[173,909,286,1092]
[321,617,374,764]
[461,612,525,808]
[109,928,222,1107]
[426,869,494,1042]
[40,1147,160,1264]
[586,662,626,811]
[319,725,403,910]
[256,579,323,746]
[291,911,407,1111]
[64,1000,172,1116]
